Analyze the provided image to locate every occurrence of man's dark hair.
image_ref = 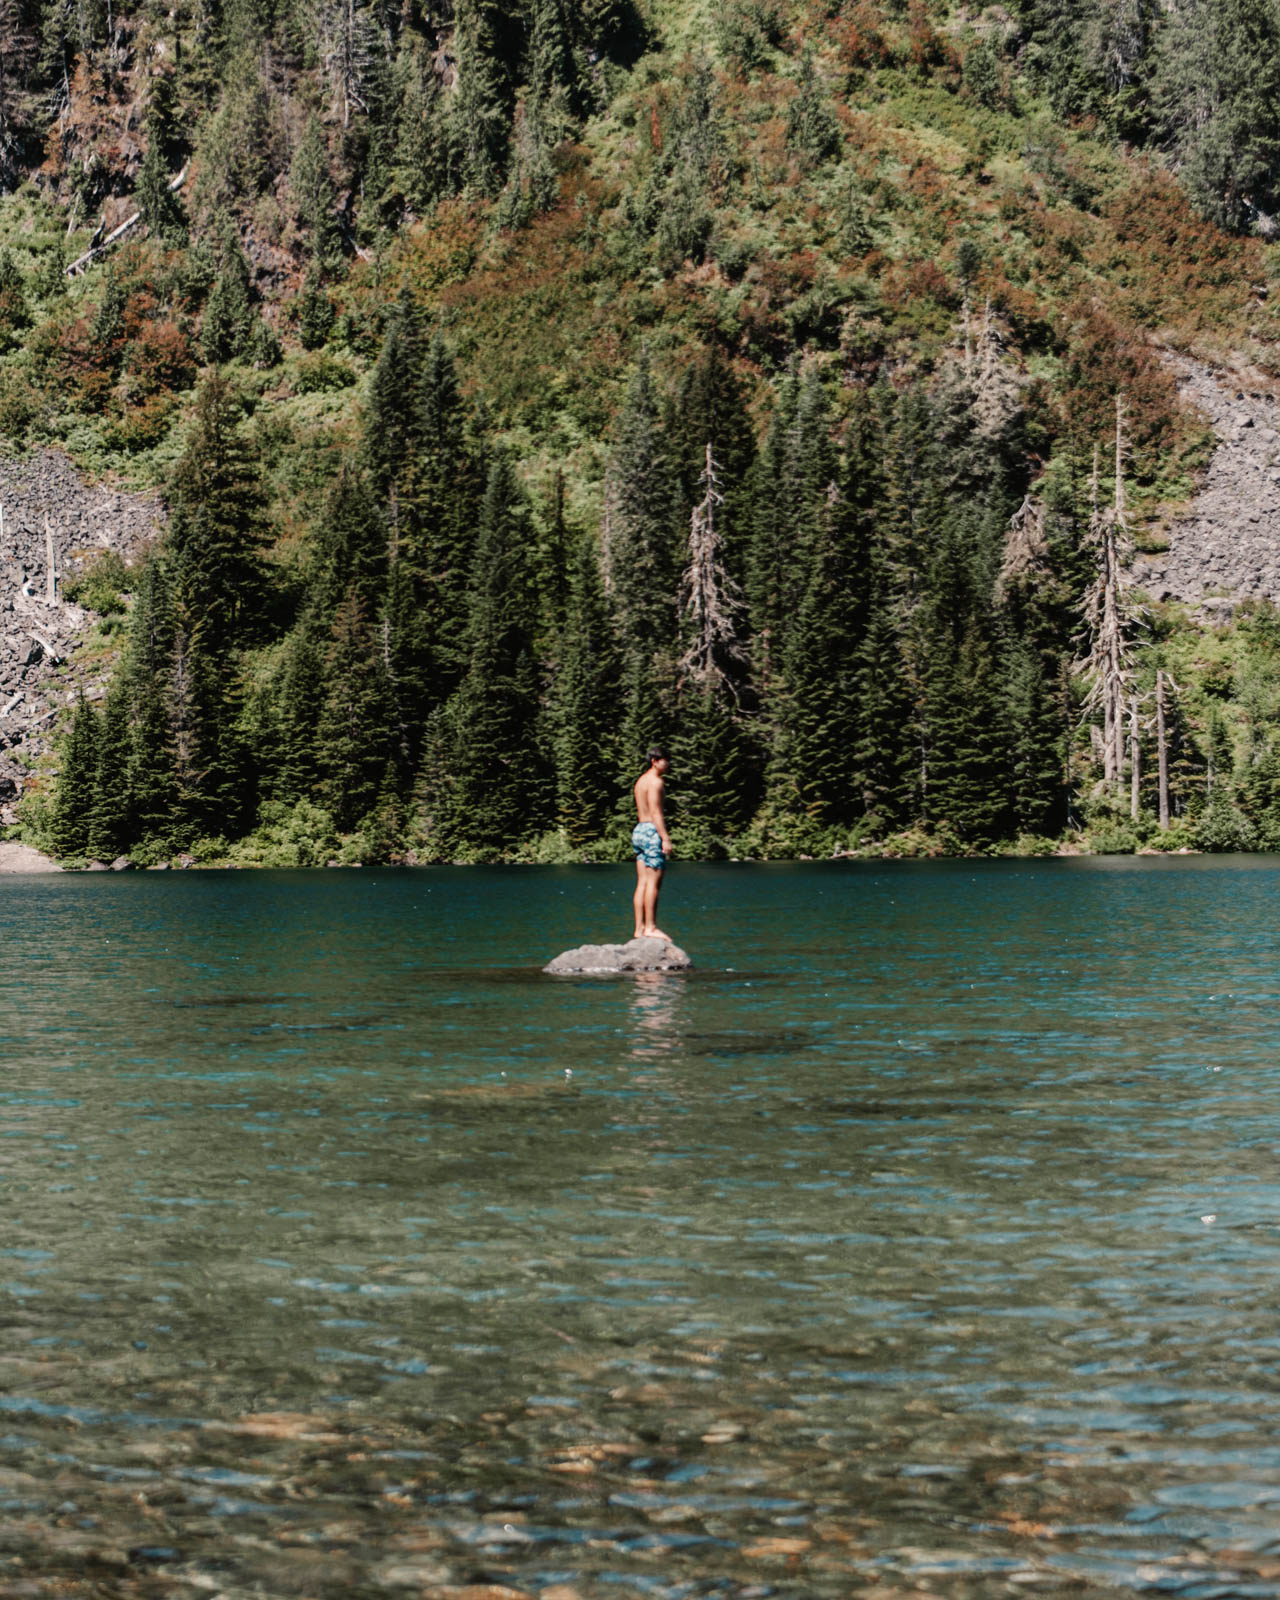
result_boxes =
[647,745,667,766]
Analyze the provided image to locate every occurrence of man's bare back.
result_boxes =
[630,749,672,941]
[633,766,669,830]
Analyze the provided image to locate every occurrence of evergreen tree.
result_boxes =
[123,560,178,844]
[963,35,1005,110]
[746,362,800,692]
[312,463,387,624]
[671,675,753,853]
[754,361,839,790]
[316,589,391,829]
[448,0,515,195]
[200,223,255,363]
[393,44,451,214]
[673,343,756,593]
[536,467,572,649]
[786,49,841,168]
[0,246,28,346]
[136,87,187,245]
[290,113,341,266]
[167,371,268,643]
[364,288,426,501]
[90,270,126,363]
[129,684,178,845]
[87,688,133,859]
[272,629,326,804]
[153,372,268,833]
[852,577,915,828]
[1153,0,1280,231]
[554,530,620,844]
[1243,738,1280,847]
[297,265,335,348]
[922,620,1010,842]
[605,348,680,664]
[49,692,99,858]
[168,617,252,834]
[407,331,486,685]
[445,451,546,851]
[774,510,858,829]
[528,0,583,124]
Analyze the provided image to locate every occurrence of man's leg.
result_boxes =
[633,859,646,938]
[641,866,666,938]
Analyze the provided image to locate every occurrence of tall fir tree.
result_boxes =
[272,629,326,805]
[311,463,387,625]
[167,370,268,643]
[554,530,620,844]
[290,113,341,266]
[605,348,680,665]
[86,689,133,859]
[49,692,99,858]
[746,362,801,694]
[316,589,392,830]
[444,451,547,852]
[136,85,187,244]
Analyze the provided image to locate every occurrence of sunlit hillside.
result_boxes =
[2,0,1279,862]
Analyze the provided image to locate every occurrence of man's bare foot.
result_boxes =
[641,926,670,942]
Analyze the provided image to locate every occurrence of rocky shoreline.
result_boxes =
[0,840,61,871]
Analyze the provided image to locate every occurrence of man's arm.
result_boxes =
[653,778,673,857]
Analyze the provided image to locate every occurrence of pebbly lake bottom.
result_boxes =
[3,858,1280,1598]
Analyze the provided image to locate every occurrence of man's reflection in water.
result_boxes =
[622,974,691,1165]
[627,970,685,1062]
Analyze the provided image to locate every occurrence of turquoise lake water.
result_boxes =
[3,857,1280,1597]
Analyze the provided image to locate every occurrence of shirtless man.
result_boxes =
[631,746,673,942]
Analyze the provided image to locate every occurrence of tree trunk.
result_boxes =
[1129,694,1140,821]
[1156,669,1170,829]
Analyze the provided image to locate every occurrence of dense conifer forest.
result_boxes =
[4,0,1280,862]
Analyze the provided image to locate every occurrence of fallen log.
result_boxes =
[66,166,188,277]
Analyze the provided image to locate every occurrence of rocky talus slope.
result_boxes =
[1137,357,1280,615]
[0,451,160,823]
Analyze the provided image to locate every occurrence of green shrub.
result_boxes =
[290,352,356,394]
[1088,823,1138,854]
[1194,794,1255,852]
[63,550,130,615]
[226,799,337,866]
[0,371,39,443]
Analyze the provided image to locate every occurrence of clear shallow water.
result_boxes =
[3,858,1280,1597]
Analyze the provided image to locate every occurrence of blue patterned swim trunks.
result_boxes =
[632,821,666,870]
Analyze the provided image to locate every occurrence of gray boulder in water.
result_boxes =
[544,936,693,975]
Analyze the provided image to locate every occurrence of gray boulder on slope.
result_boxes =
[544,937,693,974]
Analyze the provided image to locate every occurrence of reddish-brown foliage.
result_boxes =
[831,2,891,70]
[906,1,959,77]
[1097,168,1265,335]
[1059,298,1183,473]
[125,320,196,397]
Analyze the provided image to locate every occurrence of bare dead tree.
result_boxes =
[0,0,35,184]
[1079,396,1142,789]
[1156,667,1170,828]
[310,0,379,127]
[998,492,1048,593]
[679,443,747,695]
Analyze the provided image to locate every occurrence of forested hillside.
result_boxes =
[3,0,1280,863]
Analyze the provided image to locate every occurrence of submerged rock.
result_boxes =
[544,936,693,975]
